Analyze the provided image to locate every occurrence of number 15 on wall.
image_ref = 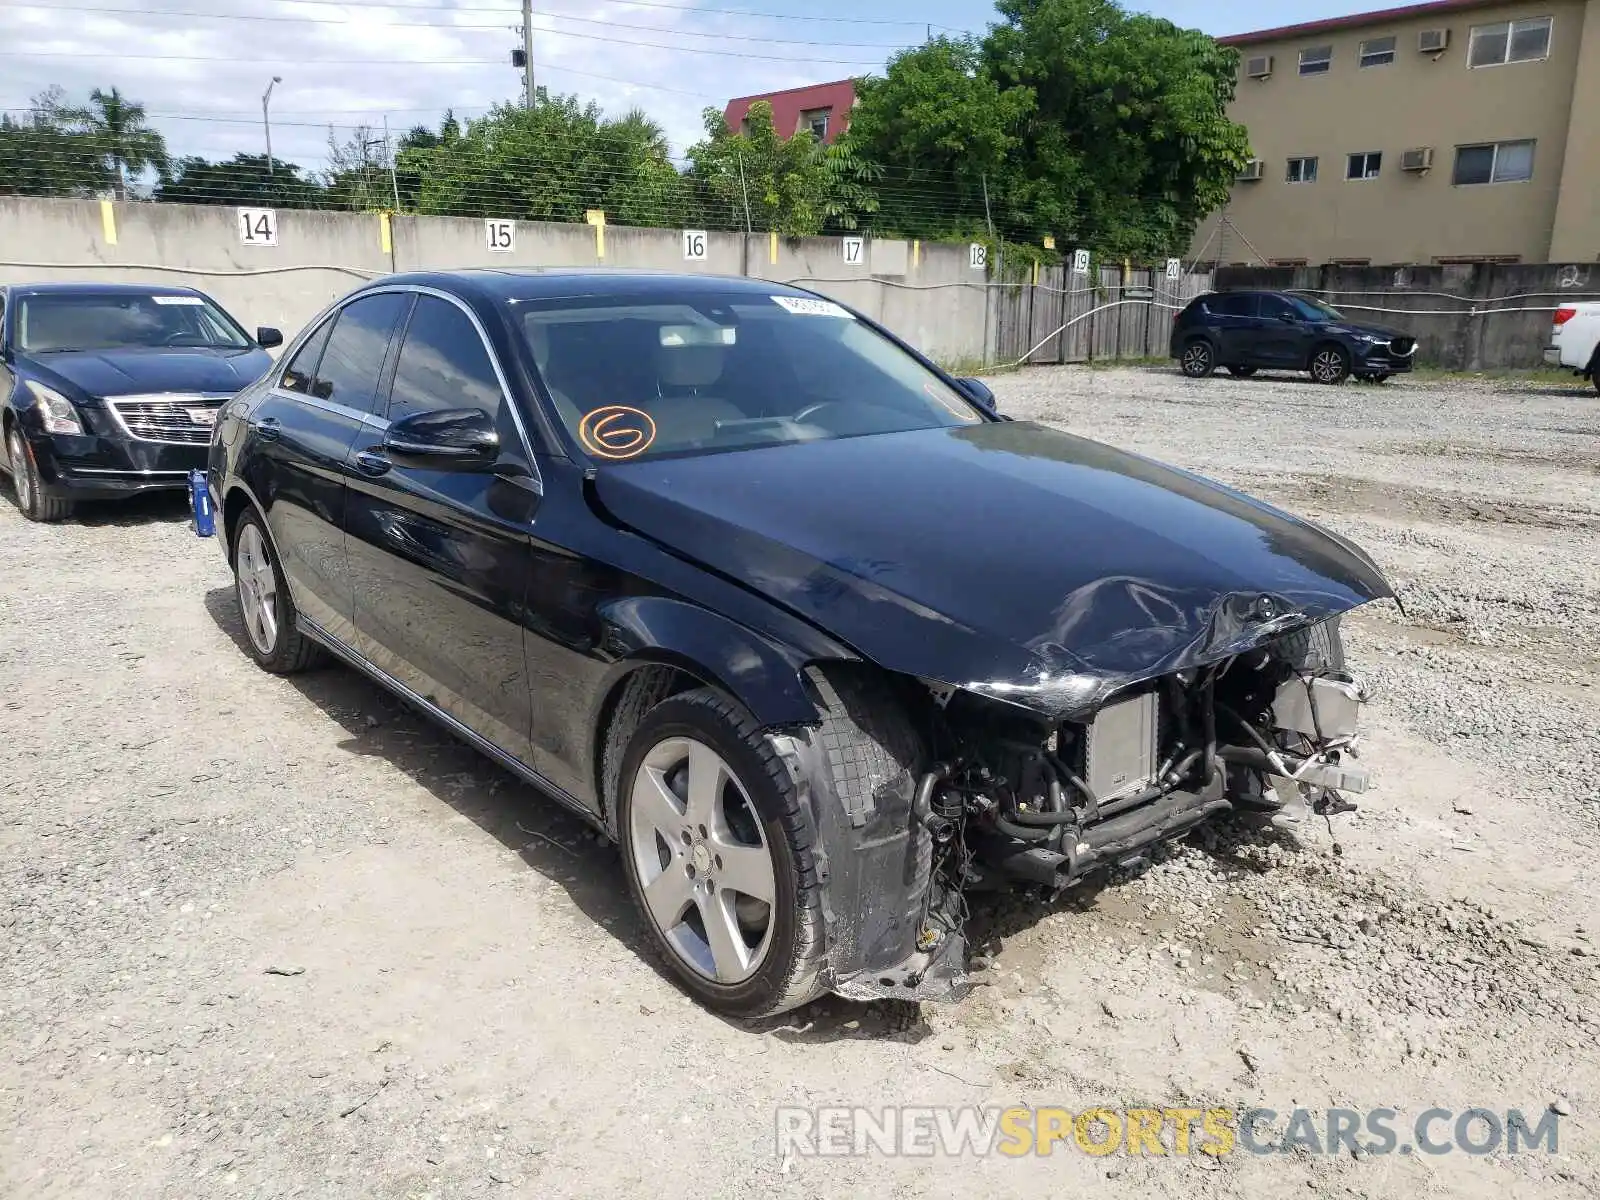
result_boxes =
[486,219,515,253]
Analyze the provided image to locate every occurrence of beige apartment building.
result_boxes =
[1190,0,1600,265]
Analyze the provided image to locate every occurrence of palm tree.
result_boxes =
[81,87,167,200]
[612,107,671,163]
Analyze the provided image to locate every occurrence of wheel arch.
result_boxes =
[586,594,857,828]
[1305,337,1351,369]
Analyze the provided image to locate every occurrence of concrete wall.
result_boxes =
[0,197,990,365]
[1195,0,1598,265]
[1213,260,1600,368]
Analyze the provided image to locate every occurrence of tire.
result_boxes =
[1226,365,1257,378]
[616,687,827,1018]
[1270,615,1345,674]
[231,507,321,673]
[6,427,72,522]
[1372,373,1391,384]
[1180,338,1216,378]
[1309,344,1351,385]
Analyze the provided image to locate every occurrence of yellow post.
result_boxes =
[586,209,606,259]
[99,199,117,246]
[769,230,778,264]
[912,239,920,268]
[379,212,392,254]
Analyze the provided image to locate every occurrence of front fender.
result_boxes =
[591,594,854,731]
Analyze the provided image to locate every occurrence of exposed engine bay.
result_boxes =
[826,619,1370,1002]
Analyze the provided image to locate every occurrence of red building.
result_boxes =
[722,79,857,144]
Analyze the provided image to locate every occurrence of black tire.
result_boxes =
[1270,616,1345,674]
[1226,365,1258,378]
[615,687,828,1018]
[1180,338,1216,378]
[1372,373,1391,384]
[231,507,322,674]
[6,427,72,522]
[1309,344,1351,384]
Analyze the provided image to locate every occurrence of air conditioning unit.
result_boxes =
[1237,159,1265,181]
[1418,28,1450,53]
[1400,147,1434,172]
[1245,54,1274,78]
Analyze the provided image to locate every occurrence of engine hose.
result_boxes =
[993,812,1057,841]
[1217,702,1302,780]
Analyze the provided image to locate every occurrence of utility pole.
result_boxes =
[383,115,400,210]
[262,75,281,178]
[521,0,536,109]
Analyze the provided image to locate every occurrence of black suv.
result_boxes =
[1170,290,1416,384]
[210,269,1389,1017]
[0,283,280,520]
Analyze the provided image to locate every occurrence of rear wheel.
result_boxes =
[232,509,321,673]
[1310,345,1351,384]
[1180,339,1216,378]
[616,688,826,1017]
[6,428,72,522]
[1226,365,1258,378]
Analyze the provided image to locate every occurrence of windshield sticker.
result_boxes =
[770,296,854,319]
[151,295,205,306]
[578,405,657,460]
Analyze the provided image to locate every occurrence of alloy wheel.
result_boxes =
[1181,342,1213,377]
[235,523,279,655]
[628,736,777,984]
[1312,349,1348,384]
[8,432,32,511]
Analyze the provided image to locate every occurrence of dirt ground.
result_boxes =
[2,366,1596,1199]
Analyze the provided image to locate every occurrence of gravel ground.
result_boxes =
[2,365,1596,1199]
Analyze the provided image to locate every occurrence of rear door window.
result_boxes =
[310,293,410,416]
[1207,293,1259,317]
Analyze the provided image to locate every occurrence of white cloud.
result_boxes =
[0,0,908,179]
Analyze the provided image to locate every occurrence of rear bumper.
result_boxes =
[22,428,204,498]
[1544,345,1565,367]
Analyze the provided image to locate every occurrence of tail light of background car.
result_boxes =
[1553,307,1577,326]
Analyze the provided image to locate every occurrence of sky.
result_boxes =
[0,0,1382,176]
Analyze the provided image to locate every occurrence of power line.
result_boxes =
[0,1,918,48]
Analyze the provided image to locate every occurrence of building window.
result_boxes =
[1298,45,1333,74]
[1347,151,1382,180]
[1433,254,1521,265]
[1468,17,1553,66]
[1452,139,1536,184]
[1332,258,1373,266]
[1269,258,1310,266]
[1359,36,1397,66]
[798,107,831,139]
[1285,156,1318,183]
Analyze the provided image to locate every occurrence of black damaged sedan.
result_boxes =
[0,283,280,520]
[210,269,1391,1016]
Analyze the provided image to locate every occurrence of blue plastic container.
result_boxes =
[188,469,216,538]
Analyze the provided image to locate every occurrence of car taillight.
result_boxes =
[1554,307,1577,326]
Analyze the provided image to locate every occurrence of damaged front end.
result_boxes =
[770,613,1374,1007]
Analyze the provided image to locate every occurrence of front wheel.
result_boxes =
[617,688,826,1018]
[1310,345,1351,384]
[6,428,72,522]
[1180,339,1216,378]
[232,508,321,673]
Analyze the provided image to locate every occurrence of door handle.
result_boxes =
[255,415,281,442]
[353,450,392,477]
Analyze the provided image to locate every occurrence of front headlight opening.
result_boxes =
[24,381,85,435]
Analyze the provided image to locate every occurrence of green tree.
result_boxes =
[0,87,112,197]
[686,100,877,235]
[845,36,1033,239]
[76,86,168,201]
[155,153,324,208]
[406,96,693,227]
[982,0,1249,258]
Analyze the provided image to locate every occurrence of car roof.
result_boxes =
[368,268,822,303]
[8,281,207,298]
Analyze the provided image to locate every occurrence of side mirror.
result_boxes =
[384,407,499,468]
[956,376,998,413]
[256,326,284,349]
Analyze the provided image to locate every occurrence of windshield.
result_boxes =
[516,291,984,461]
[16,292,252,353]
[1291,296,1345,322]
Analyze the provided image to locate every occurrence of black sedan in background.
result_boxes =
[1170,289,1416,383]
[210,269,1390,1017]
[0,282,281,521]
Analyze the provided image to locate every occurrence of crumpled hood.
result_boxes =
[593,421,1393,718]
[27,347,273,399]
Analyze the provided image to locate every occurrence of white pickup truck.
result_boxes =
[1544,302,1600,392]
